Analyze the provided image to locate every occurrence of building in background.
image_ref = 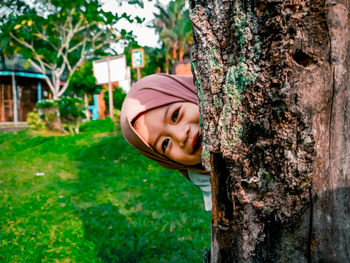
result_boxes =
[172,59,192,76]
[0,55,51,123]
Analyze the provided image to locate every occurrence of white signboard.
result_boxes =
[119,66,131,93]
[92,55,127,85]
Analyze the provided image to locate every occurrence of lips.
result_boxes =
[192,133,202,153]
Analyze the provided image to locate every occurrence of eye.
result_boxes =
[161,138,169,153]
[171,109,179,123]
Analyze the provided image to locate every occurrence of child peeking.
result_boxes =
[120,73,212,211]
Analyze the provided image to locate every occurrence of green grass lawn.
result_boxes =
[0,121,211,263]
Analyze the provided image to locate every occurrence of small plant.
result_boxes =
[36,100,62,131]
[57,97,86,134]
[26,111,45,130]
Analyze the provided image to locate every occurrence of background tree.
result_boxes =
[0,0,136,99]
[68,61,101,119]
[189,0,350,262]
[174,9,193,61]
[57,97,86,134]
[150,0,193,72]
[0,0,29,65]
[103,86,126,112]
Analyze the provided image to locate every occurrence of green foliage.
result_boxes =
[0,129,211,262]
[114,109,121,126]
[35,100,61,131]
[127,0,145,8]
[43,111,58,127]
[36,100,56,109]
[57,97,86,134]
[104,87,127,111]
[26,111,45,130]
[0,0,137,99]
[150,0,192,62]
[68,61,100,96]
[35,97,86,133]
[79,118,115,133]
[58,97,86,121]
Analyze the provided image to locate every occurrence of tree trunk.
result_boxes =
[173,47,177,60]
[189,0,350,262]
[165,55,169,74]
[179,49,184,61]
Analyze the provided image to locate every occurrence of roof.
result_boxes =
[0,54,66,80]
[0,54,42,74]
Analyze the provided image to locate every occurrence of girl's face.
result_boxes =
[133,102,202,166]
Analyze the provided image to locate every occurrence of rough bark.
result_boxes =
[189,0,350,262]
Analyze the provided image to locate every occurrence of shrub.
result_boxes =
[104,87,126,111]
[26,111,45,130]
[36,100,57,109]
[57,97,86,134]
[36,100,61,130]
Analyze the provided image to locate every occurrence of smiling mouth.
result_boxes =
[192,133,202,154]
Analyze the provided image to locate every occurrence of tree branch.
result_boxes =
[28,59,56,96]
[10,32,54,72]
[68,40,85,53]
[57,41,86,98]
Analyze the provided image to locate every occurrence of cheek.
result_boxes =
[193,109,200,122]
[185,150,202,165]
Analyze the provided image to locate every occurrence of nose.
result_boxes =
[171,124,190,147]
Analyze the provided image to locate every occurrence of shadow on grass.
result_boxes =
[79,203,149,263]
[68,136,161,262]
[69,135,209,262]
[70,135,142,195]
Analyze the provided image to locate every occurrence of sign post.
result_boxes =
[131,49,145,80]
[92,55,127,119]
[107,58,113,118]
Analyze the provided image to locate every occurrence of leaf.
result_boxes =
[14,47,21,54]
[24,59,30,69]
[34,33,43,38]
[135,16,145,24]
[128,0,144,8]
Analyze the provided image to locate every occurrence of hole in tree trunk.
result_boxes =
[293,50,315,67]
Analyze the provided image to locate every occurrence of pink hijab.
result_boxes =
[120,73,202,176]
